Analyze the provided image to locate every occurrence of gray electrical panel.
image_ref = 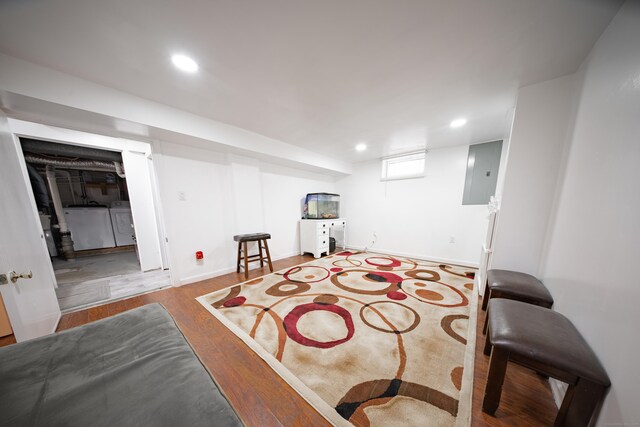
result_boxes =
[462,140,503,205]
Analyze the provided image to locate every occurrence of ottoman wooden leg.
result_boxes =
[482,286,490,311]
[556,378,606,427]
[483,329,492,356]
[483,346,509,415]
[483,306,490,335]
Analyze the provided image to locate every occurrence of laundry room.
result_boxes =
[20,137,170,312]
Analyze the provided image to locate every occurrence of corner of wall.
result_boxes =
[536,68,586,277]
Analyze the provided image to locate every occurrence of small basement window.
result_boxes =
[381,152,426,181]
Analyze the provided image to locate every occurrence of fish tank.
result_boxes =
[304,193,340,219]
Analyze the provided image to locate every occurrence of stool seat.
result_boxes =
[488,299,610,386]
[483,299,610,426]
[486,269,554,307]
[234,233,271,242]
[234,233,273,280]
[482,269,554,335]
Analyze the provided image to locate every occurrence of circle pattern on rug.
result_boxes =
[265,280,311,297]
[283,265,330,283]
[405,269,441,282]
[330,270,399,295]
[284,302,354,349]
[400,279,469,307]
[314,294,339,305]
[200,250,476,425]
[359,301,420,334]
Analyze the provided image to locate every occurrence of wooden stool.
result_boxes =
[234,233,273,280]
[482,269,554,334]
[483,299,610,426]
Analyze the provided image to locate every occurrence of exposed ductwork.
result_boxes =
[23,154,125,178]
[21,138,122,162]
[114,161,126,178]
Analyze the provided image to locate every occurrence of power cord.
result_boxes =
[363,232,377,253]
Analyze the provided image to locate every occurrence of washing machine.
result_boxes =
[64,206,116,250]
[109,201,136,246]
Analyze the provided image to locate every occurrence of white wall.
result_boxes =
[336,145,490,266]
[538,1,640,424]
[490,73,579,274]
[153,141,336,285]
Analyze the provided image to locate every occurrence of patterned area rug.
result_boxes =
[197,251,477,426]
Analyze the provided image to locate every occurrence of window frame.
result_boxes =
[380,151,427,182]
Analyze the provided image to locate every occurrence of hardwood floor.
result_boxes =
[0,255,558,426]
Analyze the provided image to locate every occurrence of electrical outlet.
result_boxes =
[178,191,186,201]
[449,236,456,244]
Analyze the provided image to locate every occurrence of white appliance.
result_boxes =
[38,214,57,256]
[64,207,116,251]
[109,203,136,247]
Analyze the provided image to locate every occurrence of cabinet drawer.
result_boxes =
[318,237,329,248]
[317,228,329,237]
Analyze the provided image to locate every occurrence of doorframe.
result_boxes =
[6,118,176,286]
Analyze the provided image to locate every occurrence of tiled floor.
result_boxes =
[52,251,141,284]
[52,251,171,312]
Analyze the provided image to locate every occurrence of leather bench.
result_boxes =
[482,269,554,334]
[483,299,610,426]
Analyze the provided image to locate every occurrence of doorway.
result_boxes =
[20,138,170,312]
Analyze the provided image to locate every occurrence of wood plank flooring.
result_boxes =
[0,255,559,426]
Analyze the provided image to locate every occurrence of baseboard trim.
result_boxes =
[346,246,479,269]
[549,378,567,408]
[177,251,300,286]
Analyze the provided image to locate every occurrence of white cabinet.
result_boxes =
[299,219,347,259]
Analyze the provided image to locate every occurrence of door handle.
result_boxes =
[9,271,33,283]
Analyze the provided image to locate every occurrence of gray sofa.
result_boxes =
[0,303,243,426]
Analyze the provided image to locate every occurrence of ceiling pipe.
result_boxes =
[24,153,118,172]
[24,153,126,178]
[21,138,122,162]
[113,161,126,178]
[45,165,75,260]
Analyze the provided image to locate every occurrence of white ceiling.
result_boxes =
[0,0,622,162]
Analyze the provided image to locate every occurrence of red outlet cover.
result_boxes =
[195,251,204,260]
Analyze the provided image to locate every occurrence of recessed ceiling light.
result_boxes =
[171,54,199,73]
[355,143,367,152]
[450,118,467,128]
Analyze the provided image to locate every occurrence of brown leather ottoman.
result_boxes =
[482,269,553,334]
[483,299,610,427]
